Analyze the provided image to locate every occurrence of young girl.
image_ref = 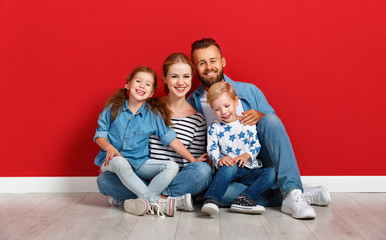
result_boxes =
[94,66,205,217]
[201,82,276,215]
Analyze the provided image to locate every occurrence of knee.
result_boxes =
[190,161,212,180]
[218,165,238,175]
[165,161,179,175]
[264,167,277,183]
[259,114,282,129]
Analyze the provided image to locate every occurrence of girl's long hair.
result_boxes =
[103,66,172,126]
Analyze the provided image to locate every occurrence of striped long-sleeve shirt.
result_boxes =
[149,113,206,168]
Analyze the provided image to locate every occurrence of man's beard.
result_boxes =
[197,69,224,89]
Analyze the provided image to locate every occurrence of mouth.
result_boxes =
[174,87,186,93]
[136,89,146,96]
[204,70,217,77]
[222,114,231,120]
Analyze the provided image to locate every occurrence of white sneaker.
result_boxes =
[201,200,219,215]
[168,193,194,212]
[152,198,176,217]
[124,198,150,216]
[303,186,332,206]
[109,197,123,207]
[281,189,316,219]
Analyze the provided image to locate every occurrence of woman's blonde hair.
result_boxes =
[206,82,237,106]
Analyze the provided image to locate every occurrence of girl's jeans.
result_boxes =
[98,161,212,202]
[204,165,276,205]
[101,156,179,203]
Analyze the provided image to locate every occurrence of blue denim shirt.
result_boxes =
[94,100,177,168]
[187,74,275,116]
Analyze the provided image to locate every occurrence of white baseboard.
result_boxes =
[0,176,385,193]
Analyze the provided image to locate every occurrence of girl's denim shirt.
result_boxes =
[94,100,176,169]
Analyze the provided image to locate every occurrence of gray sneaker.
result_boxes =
[123,198,150,216]
[169,193,194,212]
[303,186,332,206]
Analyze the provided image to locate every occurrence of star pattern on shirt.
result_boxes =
[235,148,242,155]
[218,131,225,139]
[224,125,232,132]
[226,146,233,154]
[209,140,217,152]
[238,131,245,139]
[229,134,236,142]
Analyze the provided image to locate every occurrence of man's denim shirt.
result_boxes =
[187,74,276,116]
[94,100,176,169]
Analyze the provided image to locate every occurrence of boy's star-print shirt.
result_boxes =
[207,120,262,169]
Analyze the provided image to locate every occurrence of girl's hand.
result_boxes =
[233,153,251,167]
[103,146,121,166]
[239,109,265,125]
[219,156,234,167]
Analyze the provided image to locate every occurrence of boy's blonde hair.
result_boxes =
[207,82,237,106]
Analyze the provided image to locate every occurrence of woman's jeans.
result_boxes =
[98,161,212,202]
[220,114,303,207]
[204,165,276,205]
[101,156,179,203]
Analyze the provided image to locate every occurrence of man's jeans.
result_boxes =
[220,114,303,207]
[204,165,276,205]
[97,161,212,202]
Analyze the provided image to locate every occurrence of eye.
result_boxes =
[199,62,205,66]
[211,60,217,63]
[171,75,177,78]
[225,104,230,108]
[184,75,191,78]
[146,83,151,86]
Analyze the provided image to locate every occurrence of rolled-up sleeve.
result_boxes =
[94,108,111,142]
[154,114,176,146]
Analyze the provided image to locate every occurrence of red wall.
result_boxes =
[1,0,385,177]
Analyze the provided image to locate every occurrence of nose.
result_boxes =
[177,77,184,85]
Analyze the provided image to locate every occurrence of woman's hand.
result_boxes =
[103,145,121,166]
[233,153,251,167]
[239,109,265,125]
[219,156,234,167]
[196,153,211,164]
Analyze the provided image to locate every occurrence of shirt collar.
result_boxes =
[122,99,146,117]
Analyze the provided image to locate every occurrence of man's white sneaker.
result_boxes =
[281,189,316,219]
[169,193,194,212]
[303,186,332,206]
[123,198,150,216]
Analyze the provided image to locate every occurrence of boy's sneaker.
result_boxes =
[230,195,265,214]
[201,199,219,215]
[168,193,194,212]
[151,198,176,217]
[109,197,124,208]
[303,186,332,206]
[281,189,316,219]
[123,198,150,216]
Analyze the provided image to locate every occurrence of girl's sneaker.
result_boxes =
[109,197,124,208]
[149,198,176,217]
[169,193,194,212]
[230,195,265,214]
[123,198,150,216]
[201,198,219,215]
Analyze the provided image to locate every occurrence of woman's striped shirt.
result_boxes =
[149,113,206,168]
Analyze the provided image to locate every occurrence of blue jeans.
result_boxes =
[204,165,276,204]
[97,161,212,202]
[220,114,303,207]
[101,157,179,203]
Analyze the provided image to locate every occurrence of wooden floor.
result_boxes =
[0,193,386,240]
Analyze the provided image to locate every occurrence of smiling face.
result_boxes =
[164,62,192,98]
[125,71,155,102]
[210,92,239,123]
[192,45,226,90]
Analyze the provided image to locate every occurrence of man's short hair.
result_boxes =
[191,38,222,59]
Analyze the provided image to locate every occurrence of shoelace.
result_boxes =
[291,190,308,205]
[148,203,166,218]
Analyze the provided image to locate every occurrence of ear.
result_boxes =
[222,57,226,68]
[125,83,130,90]
[235,96,239,106]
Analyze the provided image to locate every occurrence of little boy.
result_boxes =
[202,82,276,215]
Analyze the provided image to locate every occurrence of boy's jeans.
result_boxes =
[204,165,276,205]
[98,161,212,202]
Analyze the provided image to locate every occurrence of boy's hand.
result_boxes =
[233,153,251,167]
[240,109,265,125]
[219,156,234,167]
[104,146,121,166]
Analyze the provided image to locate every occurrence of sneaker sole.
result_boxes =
[201,203,219,215]
[168,198,176,217]
[124,199,149,216]
[281,205,316,219]
[230,204,265,214]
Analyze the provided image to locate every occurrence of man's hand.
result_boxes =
[240,109,265,125]
[218,156,234,167]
